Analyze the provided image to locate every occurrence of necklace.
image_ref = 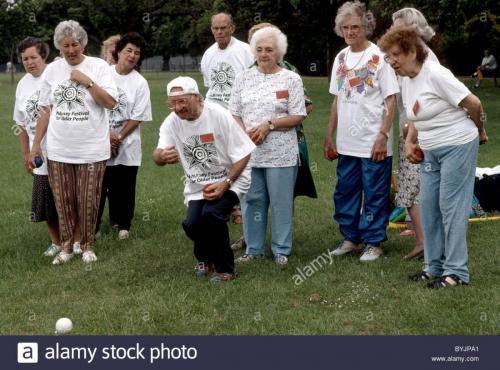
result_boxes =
[344,43,370,71]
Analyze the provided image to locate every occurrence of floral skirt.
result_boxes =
[395,136,420,208]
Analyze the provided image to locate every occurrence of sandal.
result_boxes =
[408,271,433,281]
[427,274,468,289]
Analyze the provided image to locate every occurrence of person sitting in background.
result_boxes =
[153,77,255,283]
[473,49,497,88]
[379,26,488,288]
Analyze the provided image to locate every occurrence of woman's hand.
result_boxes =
[248,122,271,145]
[479,128,488,145]
[370,133,388,162]
[28,144,44,170]
[405,142,424,164]
[323,137,338,161]
[70,70,92,87]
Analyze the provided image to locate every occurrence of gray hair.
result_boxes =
[53,20,88,50]
[211,12,234,26]
[334,1,376,37]
[250,26,287,61]
[392,8,435,42]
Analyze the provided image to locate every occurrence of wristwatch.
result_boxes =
[380,130,389,139]
[268,120,275,131]
[87,80,95,89]
[225,178,233,186]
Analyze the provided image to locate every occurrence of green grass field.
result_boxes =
[0,71,498,335]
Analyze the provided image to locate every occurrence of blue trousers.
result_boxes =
[241,166,298,257]
[334,155,392,245]
[420,139,478,283]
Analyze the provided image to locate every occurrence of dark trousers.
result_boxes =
[182,190,239,274]
[97,165,139,232]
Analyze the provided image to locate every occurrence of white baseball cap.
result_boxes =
[166,76,200,96]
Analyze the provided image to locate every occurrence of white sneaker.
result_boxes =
[73,242,82,255]
[331,240,362,256]
[360,245,383,262]
[118,230,129,240]
[52,251,74,265]
[82,251,97,263]
[43,244,62,257]
[273,254,289,266]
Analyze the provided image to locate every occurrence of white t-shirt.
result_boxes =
[39,56,118,163]
[402,60,478,150]
[329,43,399,158]
[157,101,256,205]
[107,66,152,166]
[481,54,497,70]
[13,73,48,175]
[397,47,440,130]
[200,37,254,108]
[229,67,306,167]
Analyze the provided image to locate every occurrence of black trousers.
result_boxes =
[96,165,139,232]
[182,190,239,274]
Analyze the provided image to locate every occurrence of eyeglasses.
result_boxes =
[384,53,400,63]
[168,97,190,110]
[342,24,362,33]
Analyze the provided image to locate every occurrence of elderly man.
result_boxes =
[200,12,253,108]
[153,76,255,283]
[473,49,498,88]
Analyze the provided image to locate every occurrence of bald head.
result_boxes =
[211,12,235,49]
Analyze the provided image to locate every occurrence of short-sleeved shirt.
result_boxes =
[329,42,399,158]
[397,46,440,130]
[107,66,152,166]
[13,73,48,175]
[229,67,306,167]
[200,37,254,108]
[402,60,478,150]
[157,101,255,205]
[39,56,118,163]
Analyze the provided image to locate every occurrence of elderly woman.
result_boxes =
[391,8,439,259]
[229,26,306,266]
[379,27,488,288]
[96,32,152,240]
[230,22,316,252]
[14,37,61,256]
[30,20,117,264]
[324,1,398,262]
[100,34,121,65]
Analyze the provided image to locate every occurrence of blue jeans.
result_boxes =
[420,139,478,283]
[241,166,298,257]
[334,155,392,245]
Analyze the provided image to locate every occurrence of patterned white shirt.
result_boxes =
[230,67,306,167]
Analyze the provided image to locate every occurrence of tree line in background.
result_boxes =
[1,0,499,76]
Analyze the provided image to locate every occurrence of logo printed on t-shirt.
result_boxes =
[208,62,236,104]
[183,134,220,171]
[109,87,128,129]
[54,80,86,110]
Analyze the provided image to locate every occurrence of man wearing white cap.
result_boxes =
[200,12,253,108]
[153,76,255,283]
